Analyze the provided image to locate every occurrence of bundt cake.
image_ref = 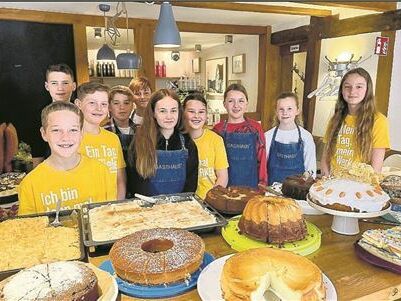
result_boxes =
[205,185,263,214]
[221,248,325,301]
[109,228,205,285]
[281,173,316,200]
[238,195,307,244]
[0,261,98,301]
[309,178,390,212]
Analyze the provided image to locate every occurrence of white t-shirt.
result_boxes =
[264,126,317,177]
[132,113,143,125]
[118,126,131,135]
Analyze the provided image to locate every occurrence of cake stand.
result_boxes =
[307,195,391,235]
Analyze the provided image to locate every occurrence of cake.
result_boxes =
[221,248,325,301]
[109,228,205,285]
[381,175,401,204]
[89,199,216,242]
[281,172,316,200]
[0,216,81,272]
[238,195,307,244]
[0,172,25,205]
[309,178,390,212]
[0,261,98,301]
[204,185,263,214]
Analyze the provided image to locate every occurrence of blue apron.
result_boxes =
[149,134,188,195]
[267,125,305,185]
[222,119,259,188]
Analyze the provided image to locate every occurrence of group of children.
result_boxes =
[17,64,390,215]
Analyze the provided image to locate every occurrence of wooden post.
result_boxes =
[134,23,156,91]
[375,31,396,116]
[302,16,324,132]
[73,24,89,85]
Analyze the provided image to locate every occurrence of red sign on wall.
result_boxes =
[375,36,390,56]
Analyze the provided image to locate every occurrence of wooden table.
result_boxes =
[89,215,401,301]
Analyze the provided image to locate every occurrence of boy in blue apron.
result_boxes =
[214,84,267,188]
[265,92,316,184]
[126,89,198,197]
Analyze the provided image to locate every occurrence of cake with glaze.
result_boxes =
[109,228,205,285]
[204,185,263,214]
[381,175,401,204]
[238,195,307,244]
[309,178,390,212]
[281,173,316,200]
[221,248,325,301]
[0,261,98,301]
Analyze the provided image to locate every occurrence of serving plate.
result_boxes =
[197,254,337,301]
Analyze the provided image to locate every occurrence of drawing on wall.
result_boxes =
[232,54,246,74]
[192,58,200,73]
[205,57,227,94]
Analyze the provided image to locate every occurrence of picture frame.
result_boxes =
[232,54,246,74]
[192,57,200,73]
[228,79,242,86]
[205,57,227,95]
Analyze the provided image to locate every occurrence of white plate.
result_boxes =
[197,254,337,301]
[86,263,118,301]
[296,199,324,215]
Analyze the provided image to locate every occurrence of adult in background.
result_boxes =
[126,89,198,197]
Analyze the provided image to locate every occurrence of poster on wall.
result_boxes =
[205,57,227,95]
[374,36,389,56]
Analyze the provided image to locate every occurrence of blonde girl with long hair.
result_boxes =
[126,89,198,196]
[321,67,390,176]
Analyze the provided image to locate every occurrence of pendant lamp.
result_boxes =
[116,3,142,69]
[153,2,181,48]
[97,4,116,60]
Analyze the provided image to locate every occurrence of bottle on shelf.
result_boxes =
[161,61,166,78]
[155,61,160,77]
[101,62,107,77]
[110,63,115,77]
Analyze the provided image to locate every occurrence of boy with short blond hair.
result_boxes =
[75,82,126,199]
[104,85,136,159]
[128,76,152,126]
[18,101,115,215]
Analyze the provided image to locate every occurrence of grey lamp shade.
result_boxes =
[153,2,181,48]
[116,53,142,69]
[96,44,116,60]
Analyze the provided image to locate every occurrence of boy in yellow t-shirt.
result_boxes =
[75,82,126,199]
[18,102,115,215]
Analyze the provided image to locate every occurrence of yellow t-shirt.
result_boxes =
[324,112,390,170]
[79,128,126,197]
[18,156,116,215]
[194,128,229,199]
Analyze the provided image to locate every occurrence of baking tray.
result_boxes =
[0,209,86,281]
[80,192,227,248]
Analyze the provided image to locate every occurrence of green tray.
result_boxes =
[221,215,321,256]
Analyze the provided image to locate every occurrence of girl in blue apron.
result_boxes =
[126,89,199,197]
[265,92,316,185]
[213,84,267,188]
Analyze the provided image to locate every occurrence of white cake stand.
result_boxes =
[307,195,391,235]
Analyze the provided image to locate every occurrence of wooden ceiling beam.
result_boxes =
[302,2,397,12]
[171,2,332,17]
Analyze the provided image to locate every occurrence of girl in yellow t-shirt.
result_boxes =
[183,93,229,199]
[321,67,390,176]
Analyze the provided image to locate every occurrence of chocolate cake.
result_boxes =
[281,173,316,200]
[204,185,263,214]
[238,195,307,244]
[381,175,401,199]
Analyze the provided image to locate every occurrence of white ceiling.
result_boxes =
[1,2,379,51]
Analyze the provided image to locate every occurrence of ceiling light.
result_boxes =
[195,44,201,53]
[96,4,116,61]
[154,2,181,48]
[116,2,141,69]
